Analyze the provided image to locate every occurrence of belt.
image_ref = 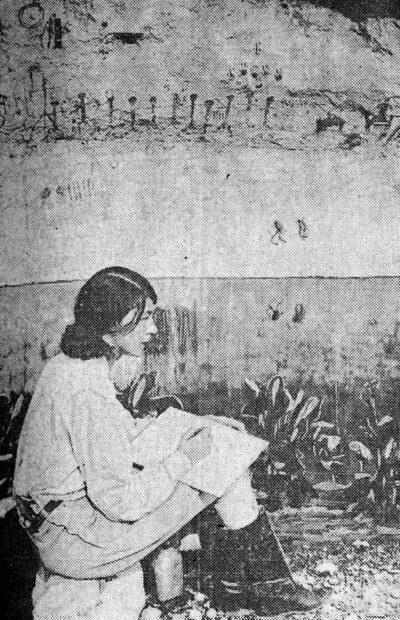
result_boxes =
[15,495,63,534]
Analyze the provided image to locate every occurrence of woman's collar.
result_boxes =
[78,356,118,399]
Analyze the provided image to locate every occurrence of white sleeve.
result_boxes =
[70,390,191,522]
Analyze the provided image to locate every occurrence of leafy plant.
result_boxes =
[0,390,31,501]
[241,374,400,521]
[240,375,323,507]
[117,372,184,417]
[343,380,400,521]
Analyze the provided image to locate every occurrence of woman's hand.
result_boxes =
[206,415,246,432]
[178,427,213,466]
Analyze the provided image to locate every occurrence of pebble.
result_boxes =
[327,575,341,586]
[353,539,370,550]
[316,560,338,575]
[320,601,341,619]
[188,609,203,620]
[292,570,315,589]
[140,607,162,620]
[193,593,207,603]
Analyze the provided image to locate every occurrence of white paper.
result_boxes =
[130,407,268,497]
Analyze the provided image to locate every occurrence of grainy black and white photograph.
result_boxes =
[1,1,400,619]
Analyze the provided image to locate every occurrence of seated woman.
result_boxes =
[13,267,323,620]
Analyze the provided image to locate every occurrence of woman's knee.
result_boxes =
[215,470,259,530]
[32,564,146,620]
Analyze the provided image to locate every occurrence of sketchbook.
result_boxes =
[130,407,268,497]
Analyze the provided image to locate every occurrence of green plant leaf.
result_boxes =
[349,441,373,461]
[290,427,299,442]
[312,421,335,440]
[268,376,282,406]
[384,438,396,460]
[10,394,24,421]
[244,378,260,397]
[284,388,304,413]
[377,415,394,427]
[313,481,350,491]
[293,396,320,429]
[318,434,342,452]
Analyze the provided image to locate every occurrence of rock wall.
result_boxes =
[1,1,400,283]
[1,277,399,399]
[0,1,399,398]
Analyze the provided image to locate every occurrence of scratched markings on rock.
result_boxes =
[1,1,400,151]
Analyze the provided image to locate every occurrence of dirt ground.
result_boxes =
[2,507,400,620]
[177,539,400,620]
[273,536,400,619]
[170,507,400,620]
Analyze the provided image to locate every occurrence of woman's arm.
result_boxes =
[70,390,192,522]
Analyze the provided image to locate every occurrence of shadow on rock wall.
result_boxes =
[295,0,400,21]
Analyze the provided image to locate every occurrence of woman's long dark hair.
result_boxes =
[60,267,157,360]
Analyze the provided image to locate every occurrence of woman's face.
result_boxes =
[105,298,158,357]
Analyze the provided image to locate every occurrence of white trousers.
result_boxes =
[32,471,258,620]
[32,563,146,620]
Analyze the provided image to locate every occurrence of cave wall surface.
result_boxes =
[0,0,399,396]
[1,0,400,284]
[1,276,399,397]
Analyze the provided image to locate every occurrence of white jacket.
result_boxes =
[14,353,191,522]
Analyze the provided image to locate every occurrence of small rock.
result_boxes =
[320,601,340,619]
[353,539,370,550]
[292,570,315,589]
[188,609,203,620]
[140,607,162,620]
[193,593,207,604]
[327,575,340,586]
[316,560,338,575]
[206,609,217,619]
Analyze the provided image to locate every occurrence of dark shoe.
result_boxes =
[211,508,325,615]
[249,578,327,616]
